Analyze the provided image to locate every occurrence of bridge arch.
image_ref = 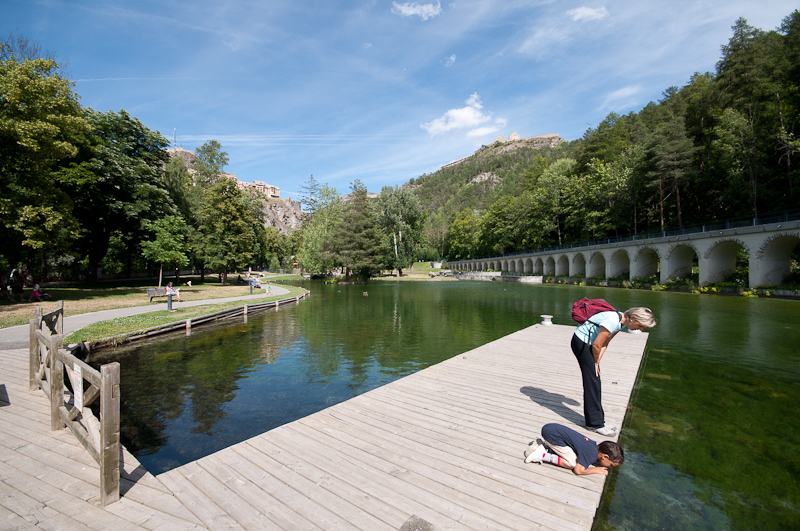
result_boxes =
[632,247,660,280]
[609,250,630,279]
[556,255,570,277]
[544,257,556,276]
[534,258,544,275]
[753,233,800,286]
[664,244,698,281]
[702,239,748,285]
[572,253,587,277]
[523,257,533,274]
[588,252,606,278]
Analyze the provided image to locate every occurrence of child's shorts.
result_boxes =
[541,437,578,469]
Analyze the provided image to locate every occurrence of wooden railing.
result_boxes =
[87,289,310,351]
[29,302,121,506]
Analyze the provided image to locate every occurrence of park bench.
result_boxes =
[146,287,168,302]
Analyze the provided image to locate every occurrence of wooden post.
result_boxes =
[29,318,39,391]
[186,318,192,335]
[56,300,64,335]
[100,362,120,506]
[29,308,43,390]
[49,335,64,431]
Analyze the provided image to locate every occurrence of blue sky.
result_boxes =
[4,1,797,200]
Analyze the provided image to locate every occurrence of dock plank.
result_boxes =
[0,323,648,530]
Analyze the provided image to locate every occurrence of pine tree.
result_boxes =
[332,182,386,281]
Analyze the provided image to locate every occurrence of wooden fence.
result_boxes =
[28,301,121,506]
[88,290,310,350]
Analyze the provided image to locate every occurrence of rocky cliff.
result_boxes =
[257,197,303,235]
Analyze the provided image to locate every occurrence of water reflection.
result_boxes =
[92,281,800,529]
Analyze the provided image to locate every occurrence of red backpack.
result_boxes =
[571,298,617,324]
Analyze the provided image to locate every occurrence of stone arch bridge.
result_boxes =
[449,215,800,289]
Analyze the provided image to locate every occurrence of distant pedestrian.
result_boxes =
[9,269,24,302]
[572,307,656,436]
[1,275,10,300]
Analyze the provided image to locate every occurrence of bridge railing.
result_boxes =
[29,303,121,506]
[459,208,800,261]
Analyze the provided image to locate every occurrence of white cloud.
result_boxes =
[467,126,498,138]
[222,39,241,52]
[444,54,456,67]
[421,93,509,137]
[600,85,642,110]
[363,42,373,49]
[567,6,609,22]
[518,6,609,58]
[391,1,442,21]
[517,25,570,56]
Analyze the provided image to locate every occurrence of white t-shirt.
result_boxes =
[574,311,623,344]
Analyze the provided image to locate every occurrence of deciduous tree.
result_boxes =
[65,108,172,279]
[141,215,190,286]
[376,185,423,276]
[196,178,255,285]
[194,140,229,188]
[298,184,342,275]
[0,53,89,268]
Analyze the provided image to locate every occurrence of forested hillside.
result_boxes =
[412,12,800,261]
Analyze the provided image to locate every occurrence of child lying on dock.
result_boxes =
[524,422,624,476]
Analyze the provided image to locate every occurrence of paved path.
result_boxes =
[0,286,290,350]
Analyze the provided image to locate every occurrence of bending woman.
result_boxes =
[572,307,656,436]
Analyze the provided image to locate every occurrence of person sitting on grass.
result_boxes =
[29,284,52,302]
[166,281,182,302]
[523,422,624,476]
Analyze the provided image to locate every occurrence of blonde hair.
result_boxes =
[624,307,656,328]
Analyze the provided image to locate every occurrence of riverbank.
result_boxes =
[0,273,303,329]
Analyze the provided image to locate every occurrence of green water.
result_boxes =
[93,281,800,530]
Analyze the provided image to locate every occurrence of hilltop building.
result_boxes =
[166,147,280,198]
[237,180,280,199]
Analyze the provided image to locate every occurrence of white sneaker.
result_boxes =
[591,425,617,437]
[524,443,546,464]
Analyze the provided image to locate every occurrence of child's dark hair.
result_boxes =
[598,441,624,464]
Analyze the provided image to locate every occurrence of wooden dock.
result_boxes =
[0,323,648,530]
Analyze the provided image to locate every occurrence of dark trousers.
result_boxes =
[571,334,604,428]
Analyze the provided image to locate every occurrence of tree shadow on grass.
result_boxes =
[520,386,585,425]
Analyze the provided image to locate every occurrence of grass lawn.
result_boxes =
[64,284,308,344]
[0,274,304,329]
[374,261,453,280]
